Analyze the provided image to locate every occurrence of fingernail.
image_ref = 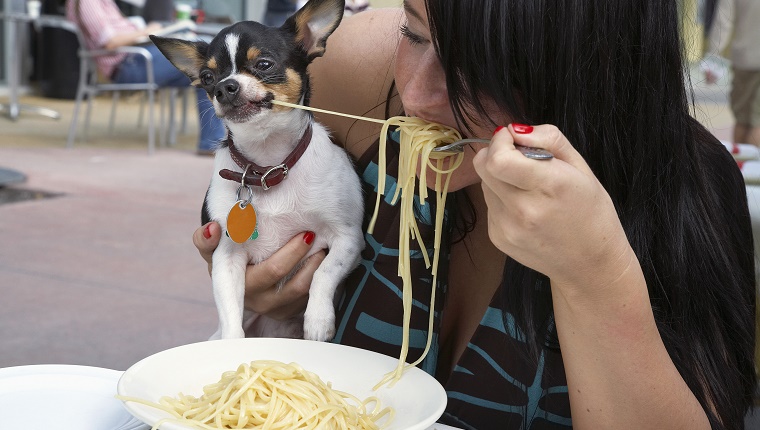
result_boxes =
[202,223,212,239]
[303,231,315,245]
[493,126,506,135]
[512,123,534,134]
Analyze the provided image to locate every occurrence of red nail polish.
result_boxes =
[303,231,316,245]
[203,224,212,239]
[493,126,506,135]
[512,124,534,134]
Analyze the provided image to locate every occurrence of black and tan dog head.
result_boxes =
[150,0,344,124]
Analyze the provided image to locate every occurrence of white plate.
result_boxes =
[118,338,448,430]
[0,364,147,430]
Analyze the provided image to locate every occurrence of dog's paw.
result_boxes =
[219,326,246,339]
[303,313,335,342]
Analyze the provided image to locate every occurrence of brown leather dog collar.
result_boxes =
[219,124,313,191]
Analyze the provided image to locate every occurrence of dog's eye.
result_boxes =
[200,71,215,86]
[254,59,274,71]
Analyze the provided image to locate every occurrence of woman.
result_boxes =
[66,0,225,154]
[195,0,756,428]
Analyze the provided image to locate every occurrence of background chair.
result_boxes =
[135,86,192,147]
[35,15,161,154]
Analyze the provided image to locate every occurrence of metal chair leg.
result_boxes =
[109,92,120,135]
[84,93,94,142]
[138,92,145,129]
[157,90,164,147]
[67,88,87,149]
[147,89,155,155]
[168,88,178,146]
[180,88,188,135]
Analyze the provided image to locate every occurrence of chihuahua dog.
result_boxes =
[151,0,363,341]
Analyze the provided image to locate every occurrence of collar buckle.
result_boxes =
[260,164,289,191]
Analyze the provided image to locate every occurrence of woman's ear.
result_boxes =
[282,0,345,61]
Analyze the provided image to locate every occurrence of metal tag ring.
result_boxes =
[235,185,254,207]
[241,164,252,188]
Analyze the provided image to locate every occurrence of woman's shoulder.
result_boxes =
[309,8,402,158]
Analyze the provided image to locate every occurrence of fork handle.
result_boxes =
[515,145,554,160]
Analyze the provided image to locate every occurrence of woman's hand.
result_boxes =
[143,22,163,35]
[473,124,635,298]
[193,222,326,320]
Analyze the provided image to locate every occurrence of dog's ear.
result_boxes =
[150,35,209,84]
[282,0,345,61]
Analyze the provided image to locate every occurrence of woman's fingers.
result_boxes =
[193,222,222,274]
[473,123,631,288]
[507,124,593,176]
[257,251,327,320]
[194,226,325,321]
[242,232,324,318]
[245,232,317,289]
[475,124,592,191]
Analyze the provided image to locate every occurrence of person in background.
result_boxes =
[264,0,297,27]
[66,0,225,155]
[704,0,760,148]
[702,0,719,36]
[195,0,756,428]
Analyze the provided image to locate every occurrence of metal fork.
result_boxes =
[431,138,554,160]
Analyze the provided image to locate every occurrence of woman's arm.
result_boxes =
[71,0,162,50]
[474,125,711,429]
[104,22,163,50]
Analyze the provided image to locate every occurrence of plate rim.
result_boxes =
[0,363,123,380]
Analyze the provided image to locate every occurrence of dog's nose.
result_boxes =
[215,80,240,104]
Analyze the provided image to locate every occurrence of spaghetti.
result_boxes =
[117,360,393,430]
[368,117,464,388]
[272,101,465,387]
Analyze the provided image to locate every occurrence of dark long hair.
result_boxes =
[425,0,756,428]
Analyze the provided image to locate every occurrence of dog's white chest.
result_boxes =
[242,209,310,262]
[209,183,315,263]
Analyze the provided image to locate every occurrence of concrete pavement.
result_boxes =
[0,95,219,371]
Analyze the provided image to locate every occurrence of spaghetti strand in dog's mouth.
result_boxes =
[222,93,276,122]
[256,92,275,109]
[271,99,387,124]
[238,92,275,110]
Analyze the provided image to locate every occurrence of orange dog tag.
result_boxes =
[226,201,257,243]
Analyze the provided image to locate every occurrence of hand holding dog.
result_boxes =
[193,222,326,322]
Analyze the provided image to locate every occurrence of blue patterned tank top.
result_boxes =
[333,129,573,429]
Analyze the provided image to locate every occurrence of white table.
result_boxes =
[0,12,61,121]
